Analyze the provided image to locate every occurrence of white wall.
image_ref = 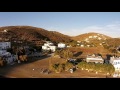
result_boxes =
[49,46,56,52]
[111,60,120,72]
[58,43,66,48]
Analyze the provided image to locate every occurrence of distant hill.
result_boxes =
[0,26,73,43]
[71,32,111,41]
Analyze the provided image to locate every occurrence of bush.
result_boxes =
[50,62,73,73]
[19,55,28,61]
[64,62,73,71]
[77,61,115,75]
[78,61,87,70]
[50,63,64,73]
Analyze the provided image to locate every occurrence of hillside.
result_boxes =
[0,26,73,43]
[106,38,120,47]
[71,32,111,41]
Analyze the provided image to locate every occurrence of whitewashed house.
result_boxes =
[58,43,66,48]
[87,45,90,47]
[93,35,98,38]
[42,41,56,52]
[98,37,102,40]
[89,36,92,38]
[77,41,81,43]
[80,45,84,47]
[110,56,120,77]
[99,43,102,46]
[86,54,104,63]
[85,38,88,41]
[0,42,11,50]
[0,29,8,33]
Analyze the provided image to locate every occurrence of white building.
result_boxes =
[80,45,84,47]
[110,56,120,77]
[58,43,66,48]
[77,41,81,43]
[110,57,120,72]
[44,42,53,46]
[0,42,11,50]
[89,36,92,38]
[49,46,56,52]
[93,35,98,38]
[87,45,90,47]
[86,54,104,63]
[98,37,102,40]
[85,38,88,41]
[42,41,56,52]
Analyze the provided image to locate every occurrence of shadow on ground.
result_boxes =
[0,54,51,78]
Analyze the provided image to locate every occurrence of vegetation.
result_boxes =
[0,57,6,67]
[54,49,73,61]
[78,61,115,76]
[50,62,73,73]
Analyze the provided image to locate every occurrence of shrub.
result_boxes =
[50,63,65,73]
[64,62,73,71]
[78,61,87,70]
[77,61,115,75]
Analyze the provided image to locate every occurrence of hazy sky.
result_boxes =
[0,12,120,38]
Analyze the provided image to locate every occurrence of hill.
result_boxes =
[0,26,73,44]
[106,38,120,47]
[71,32,111,41]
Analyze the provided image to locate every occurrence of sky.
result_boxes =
[0,12,120,38]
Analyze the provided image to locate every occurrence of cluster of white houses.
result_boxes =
[42,41,66,52]
[0,40,66,65]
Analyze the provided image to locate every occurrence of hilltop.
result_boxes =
[0,26,73,43]
[71,32,111,41]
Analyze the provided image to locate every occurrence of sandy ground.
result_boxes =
[0,55,111,78]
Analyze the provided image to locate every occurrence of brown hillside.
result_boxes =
[106,38,120,47]
[71,32,111,41]
[0,26,73,43]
